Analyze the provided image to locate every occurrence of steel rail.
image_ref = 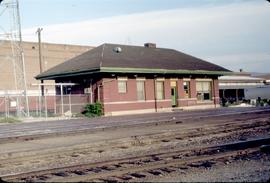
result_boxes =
[2,137,270,182]
[0,118,268,166]
[0,107,268,133]
[0,108,269,143]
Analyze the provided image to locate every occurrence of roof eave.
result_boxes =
[100,67,232,76]
[35,68,100,80]
[36,67,232,80]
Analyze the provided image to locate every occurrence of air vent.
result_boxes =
[113,47,122,53]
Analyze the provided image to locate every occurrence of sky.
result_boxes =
[0,0,270,73]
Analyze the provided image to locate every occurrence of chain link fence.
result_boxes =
[0,94,91,119]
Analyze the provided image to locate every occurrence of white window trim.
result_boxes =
[136,80,146,101]
[196,81,213,101]
[183,81,191,98]
[195,78,212,82]
[118,80,127,93]
[156,80,165,100]
[117,77,128,81]
[183,78,191,81]
[136,77,146,81]
[156,77,165,81]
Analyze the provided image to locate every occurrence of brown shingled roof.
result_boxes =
[36,43,231,80]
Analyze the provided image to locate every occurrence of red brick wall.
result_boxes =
[101,77,219,114]
[190,79,197,98]
[164,79,171,100]
[102,78,137,103]
[102,78,171,113]
[145,79,155,101]
[177,79,185,98]
[212,79,220,104]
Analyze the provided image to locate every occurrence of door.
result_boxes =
[171,87,177,107]
[171,81,177,107]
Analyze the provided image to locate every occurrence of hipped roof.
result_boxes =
[36,43,231,80]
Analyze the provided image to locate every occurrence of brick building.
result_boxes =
[36,43,231,116]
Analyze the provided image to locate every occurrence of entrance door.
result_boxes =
[171,87,177,107]
[171,81,177,107]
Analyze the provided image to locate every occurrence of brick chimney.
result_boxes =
[144,43,156,48]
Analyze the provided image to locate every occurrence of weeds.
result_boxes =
[0,117,21,123]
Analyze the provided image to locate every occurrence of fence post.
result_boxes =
[44,93,48,120]
[54,95,57,115]
[36,96,38,117]
[61,84,64,116]
[4,96,7,118]
[69,94,71,116]
[38,85,42,117]
[7,96,10,118]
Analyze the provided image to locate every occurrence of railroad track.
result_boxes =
[0,109,269,145]
[0,108,269,144]
[0,116,269,166]
[2,137,270,182]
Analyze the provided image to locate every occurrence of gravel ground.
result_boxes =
[0,110,269,181]
[144,152,270,182]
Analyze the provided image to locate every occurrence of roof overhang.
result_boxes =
[100,67,232,76]
[36,68,100,80]
[36,67,232,80]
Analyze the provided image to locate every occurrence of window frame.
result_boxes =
[156,81,165,100]
[183,81,191,98]
[136,80,146,101]
[117,79,127,94]
[196,81,212,102]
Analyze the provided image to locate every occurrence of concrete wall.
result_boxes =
[0,40,93,95]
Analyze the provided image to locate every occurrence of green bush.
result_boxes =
[82,102,103,117]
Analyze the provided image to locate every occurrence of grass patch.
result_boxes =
[0,117,21,124]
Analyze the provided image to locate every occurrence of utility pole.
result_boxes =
[36,27,44,96]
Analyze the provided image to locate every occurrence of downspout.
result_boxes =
[154,78,157,112]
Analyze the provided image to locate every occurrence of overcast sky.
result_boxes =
[1,0,270,73]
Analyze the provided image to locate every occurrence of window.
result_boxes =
[136,81,145,100]
[118,80,127,93]
[196,81,212,101]
[156,81,164,100]
[183,81,190,98]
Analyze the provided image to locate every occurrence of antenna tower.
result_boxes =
[0,0,29,117]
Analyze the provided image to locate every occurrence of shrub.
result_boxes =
[262,99,268,104]
[82,102,103,117]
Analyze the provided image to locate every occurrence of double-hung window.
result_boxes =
[156,81,164,100]
[196,81,212,101]
[118,78,127,93]
[183,81,191,98]
[136,81,145,100]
